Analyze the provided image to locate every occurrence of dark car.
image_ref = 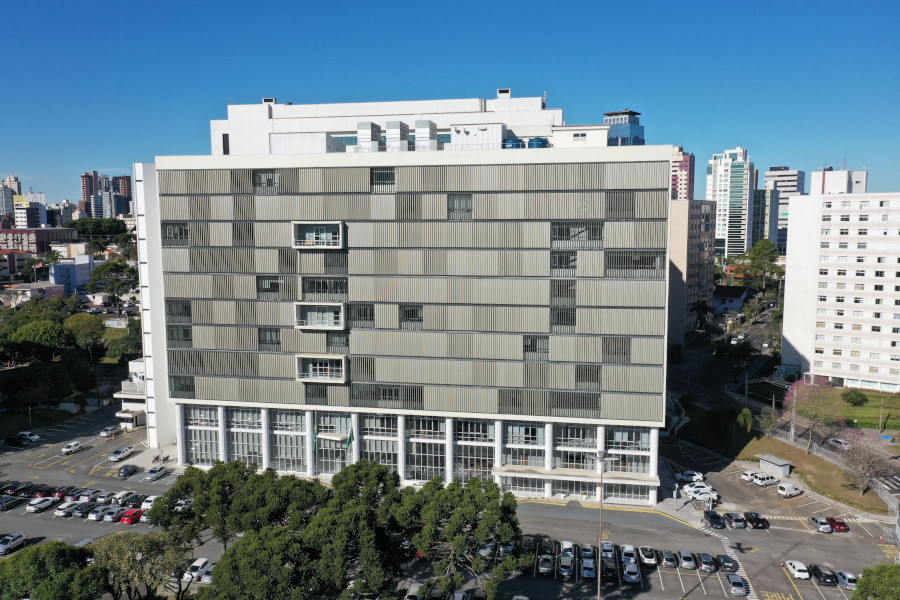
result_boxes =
[521,535,535,554]
[1,482,22,495]
[0,496,26,511]
[118,464,139,478]
[72,502,99,518]
[539,539,556,556]
[65,488,86,502]
[724,513,746,528]
[660,551,678,568]
[51,486,74,499]
[742,512,770,529]
[127,494,149,509]
[13,483,37,497]
[3,436,25,448]
[704,510,726,529]
[825,517,850,532]
[601,558,618,580]
[31,484,55,498]
[809,564,837,586]
[717,554,738,572]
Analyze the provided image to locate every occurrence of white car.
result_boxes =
[581,558,596,579]
[18,431,40,442]
[827,438,852,450]
[144,466,168,481]
[687,488,718,501]
[108,446,134,462]
[835,570,858,591]
[54,500,80,517]
[683,482,714,494]
[100,425,121,437]
[96,491,115,505]
[600,540,615,559]
[620,544,638,565]
[623,563,641,583]
[560,541,576,558]
[0,532,26,554]
[141,495,159,510]
[675,470,704,483]
[740,470,759,482]
[61,441,83,455]
[26,497,56,513]
[111,491,136,506]
[785,560,810,579]
[183,558,212,582]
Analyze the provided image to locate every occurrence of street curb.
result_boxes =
[518,499,699,529]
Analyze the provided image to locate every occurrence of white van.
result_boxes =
[405,583,424,600]
[753,473,779,487]
[778,483,802,498]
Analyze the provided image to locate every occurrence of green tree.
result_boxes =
[0,540,107,600]
[9,319,71,361]
[90,530,191,600]
[64,217,128,238]
[853,563,900,600]
[784,382,841,453]
[63,313,106,352]
[736,408,753,434]
[759,406,780,437]
[107,317,143,360]
[41,248,62,265]
[732,239,784,292]
[114,232,138,260]
[88,259,138,316]
[841,389,869,407]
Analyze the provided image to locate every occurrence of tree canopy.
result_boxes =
[0,540,107,600]
[853,563,900,600]
[88,259,138,315]
[106,317,143,360]
[63,217,128,238]
[63,312,106,351]
[731,239,783,291]
[9,319,71,361]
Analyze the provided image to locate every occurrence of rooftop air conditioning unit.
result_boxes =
[262,98,277,104]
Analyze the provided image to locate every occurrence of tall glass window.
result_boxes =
[406,442,445,481]
[362,439,398,473]
[226,431,262,467]
[606,426,651,451]
[184,428,219,466]
[455,419,495,442]
[407,417,445,439]
[455,445,494,482]
[505,421,544,446]
[270,432,304,473]
[316,439,347,475]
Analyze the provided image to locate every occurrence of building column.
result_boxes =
[350,412,361,463]
[493,420,503,485]
[175,404,186,466]
[217,406,227,463]
[260,408,270,471]
[544,422,554,498]
[445,417,454,485]
[596,425,605,501]
[397,415,407,483]
[304,410,315,478]
[649,427,660,506]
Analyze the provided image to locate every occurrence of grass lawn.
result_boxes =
[817,387,900,429]
[0,408,76,439]
[678,402,888,512]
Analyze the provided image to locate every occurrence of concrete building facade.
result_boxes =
[751,189,779,247]
[135,92,672,505]
[707,147,754,258]
[764,166,805,254]
[668,199,716,345]
[671,147,694,201]
[783,192,900,393]
[50,254,96,295]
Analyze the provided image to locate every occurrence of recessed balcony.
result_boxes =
[297,354,347,384]
[293,222,343,250]
[295,302,345,330]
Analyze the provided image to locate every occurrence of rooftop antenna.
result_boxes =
[228,98,233,105]
[843,149,846,170]
[543,91,548,108]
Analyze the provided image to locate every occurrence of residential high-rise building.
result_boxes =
[670,147,695,201]
[764,166,806,255]
[3,175,22,195]
[810,168,868,194]
[668,199,716,345]
[80,171,99,216]
[707,147,755,258]
[782,191,899,393]
[91,194,104,219]
[14,200,47,228]
[603,110,645,146]
[113,175,133,214]
[751,189,779,247]
[0,184,13,216]
[134,91,673,505]
[47,200,75,227]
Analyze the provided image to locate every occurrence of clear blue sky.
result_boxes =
[3,0,899,203]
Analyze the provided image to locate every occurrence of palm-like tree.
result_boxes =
[736,408,753,434]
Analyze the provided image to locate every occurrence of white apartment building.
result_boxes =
[707,147,754,258]
[134,90,673,505]
[764,166,805,254]
[783,191,900,393]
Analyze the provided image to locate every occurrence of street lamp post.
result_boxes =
[595,451,617,600]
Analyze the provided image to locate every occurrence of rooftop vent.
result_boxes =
[262,97,277,104]
[497,89,511,99]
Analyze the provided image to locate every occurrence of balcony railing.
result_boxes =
[297,316,342,328]
[297,368,345,382]
[294,234,341,248]
[119,381,146,395]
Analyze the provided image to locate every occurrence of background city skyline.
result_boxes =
[2,0,898,203]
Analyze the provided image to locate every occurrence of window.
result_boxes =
[454,444,492,481]
[816,322,825,328]
[818,295,827,302]
[408,417,446,439]
[858,242,867,249]
[834,323,843,329]
[606,426,650,451]
[550,221,603,249]
[869,366,879,373]
[170,375,195,399]
[814,361,824,367]
[818,282,828,288]
[604,250,665,279]
[551,307,576,333]
[850,364,860,371]
[822,215,831,222]
[859,229,868,236]
[875,285,884,291]
[819,269,828,275]
[399,304,423,330]
[550,251,577,276]
[874,312,882,318]
[166,325,192,348]
[851,337,862,344]
[836,310,844,316]
[551,279,576,305]
[162,222,190,246]
[252,169,279,194]
[840,215,850,222]
[257,275,283,299]
[574,364,602,391]
[831,363,841,369]
[834,336,843,342]
[871,353,881,360]
[840,229,849,235]
[503,448,544,467]
[815,335,824,341]
[447,194,473,220]
[837,270,846,276]
[302,277,348,301]
[836,283,846,289]
[165,300,192,323]
[832,349,842,356]
[854,297,863,304]
[370,167,395,192]
[820,242,830,249]
[363,414,397,437]
[852,324,862,331]
[524,335,550,361]
[854,284,863,290]
[814,348,824,354]
[853,311,863,317]
[505,422,544,446]
[851,351,861,357]
[325,331,349,353]
[836,296,845,303]
[258,328,281,351]
[876,271,885,277]
[878,257,886,263]
[821,229,831,236]
[872,326,881,332]
[839,243,848,249]
[455,419,495,442]
[824,202,832,208]
[349,303,374,329]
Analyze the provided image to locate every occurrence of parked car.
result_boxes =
[26,497,57,513]
[127,494,149,509]
[727,574,747,596]
[559,541,576,558]
[704,510,726,529]
[15,483,39,498]
[498,540,515,558]
[477,538,496,558]
[539,539,556,556]
[724,513,747,528]
[79,489,101,502]
[51,486,74,499]
[96,491,116,505]
[118,464,139,478]
[1,482,22,495]
[675,470,704,483]
[111,491,137,506]
[581,558,597,579]
[825,517,849,532]
[18,431,40,443]
[623,563,641,583]
[53,500,81,517]
[601,558,618,580]
[599,540,615,559]
[809,517,833,533]
[183,558,212,582]
[108,446,134,462]
[778,483,803,498]
[558,556,575,577]
[31,484,55,498]
[104,507,129,522]
[826,438,851,450]
[683,482,714,494]
[0,532,26,554]
[537,554,554,575]
[61,441,83,455]
[740,470,759,482]
[639,546,657,566]
[65,488,86,502]
[688,488,719,501]
[200,563,215,584]
[145,466,168,481]
[520,536,535,555]
[620,545,638,565]
[3,436,25,448]
[580,543,595,559]
[699,554,717,573]
[0,496,26,511]
[660,551,678,568]
[72,502,99,518]
[752,473,779,487]
[679,551,697,570]
[743,512,770,529]
[835,570,858,591]
[100,425,121,437]
[88,506,112,521]
[809,564,837,586]
[120,509,144,524]
[785,560,810,579]
[717,555,738,572]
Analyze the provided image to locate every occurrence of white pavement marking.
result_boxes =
[796,500,820,508]
[854,520,873,537]
[657,567,665,591]
[716,572,729,597]
[696,568,708,595]
[676,568,686,594]
[809,577,829,600]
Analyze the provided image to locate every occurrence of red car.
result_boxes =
[826,517,849,532]
[51,486,74,499]
[119,509,145,524]
[31,485,55,498]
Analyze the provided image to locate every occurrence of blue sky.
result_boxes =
[2,0,899,202]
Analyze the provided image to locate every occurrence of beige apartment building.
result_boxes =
[134,91,672,504]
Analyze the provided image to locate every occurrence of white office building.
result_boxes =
[133,90,674,505]
[783,190,900,393]
[707,147,754,258]
[764,166,805,254]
